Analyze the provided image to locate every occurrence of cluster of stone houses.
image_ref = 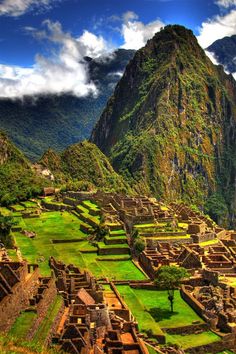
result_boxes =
[49,257,149,354]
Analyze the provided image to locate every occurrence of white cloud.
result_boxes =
[197,9,236,48]
[205,50,221,66]
[121,11,165,50]
[215,0,236,8]
[0,20,112,98]
[0,0,59,17]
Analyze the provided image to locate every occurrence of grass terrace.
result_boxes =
[12,210,146,280]
[32,295,63,345]
[9,311,37,339]
[165,331,221,350]
[10,204,25,212]
[20,201,38,208]
[199,239,220,247]
[115,286,222,349]
[83,200,100,212]
[0,207,12,216]
[116,286,204,329]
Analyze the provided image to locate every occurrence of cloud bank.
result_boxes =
[0,11,165,98]
[198,6,236,48]
[0,0,59,17]
[0,20,112,98]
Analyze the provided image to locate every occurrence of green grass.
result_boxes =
[116,286,164,337]
[199,239,219,247]
[145,235,190,240]
[7,249,19,261]
[97,242,129,249]
[146,344,158,354]
[20,201,38,208]
[165,331,221,349]
[110,229,126,236]
[83,200,100,211]
[13,211,145,280]
[0,207,11,216]
[9,311,37,338]
[116,286,203,330]
[32,295,63,345]
[76,204,89,213]
[11,204,25,211]
[134,223,158,229]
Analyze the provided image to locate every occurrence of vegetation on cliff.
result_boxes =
[40,141,129,193]
[91,25,236,226]
[0,132,47,205]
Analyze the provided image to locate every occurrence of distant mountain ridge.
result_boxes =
[0,49,135,161]
[91,25,236,226]
[207,35,236,73]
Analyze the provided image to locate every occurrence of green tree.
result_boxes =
[155,266,189,313]
[134,238,145,254]
[0,216,17,247]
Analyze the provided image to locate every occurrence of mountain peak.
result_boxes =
[90,26,236,226]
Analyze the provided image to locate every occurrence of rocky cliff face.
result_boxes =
[91,25,236,226]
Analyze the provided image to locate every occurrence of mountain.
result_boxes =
[207,35,236,73]
[39,141,129,193]
[0,49,135,161]
[91,25,236,226]
[0,131,129,205]
[0,131,47,205]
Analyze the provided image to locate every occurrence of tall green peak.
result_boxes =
[90,25,236,226]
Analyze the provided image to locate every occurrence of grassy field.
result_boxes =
[32,296,63,345]
[165,331,221,349]
[116,286,222,349]
[9,311,37,338]
[116,286,203,330]
[13,211,146,280]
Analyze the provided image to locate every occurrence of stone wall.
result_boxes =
[180,285,205,319]
[0,263,40,332]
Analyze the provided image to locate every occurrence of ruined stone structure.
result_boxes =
[50,258,149,354]
[0,260,57,333]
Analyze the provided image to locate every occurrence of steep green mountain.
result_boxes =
[207,35,236,73]
[91,25,236,226]
[0,132,47,205]
[0,49,135,161]
[39,141,129,193]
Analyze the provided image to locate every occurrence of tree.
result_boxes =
[0,216,17,247]
[134,238,145,254]
[155,266,189,313]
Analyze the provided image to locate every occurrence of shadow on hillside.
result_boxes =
[148,307,179,322]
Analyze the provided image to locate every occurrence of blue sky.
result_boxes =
[0,0,236,97]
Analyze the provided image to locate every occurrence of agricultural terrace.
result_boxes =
[9,296,63,347]
[116,285,221,348]
[11,204,146,280]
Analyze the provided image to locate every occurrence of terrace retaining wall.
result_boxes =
[180,285,205,319]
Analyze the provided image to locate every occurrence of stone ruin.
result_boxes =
[50,257,149,354]
[0,260,57,333]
